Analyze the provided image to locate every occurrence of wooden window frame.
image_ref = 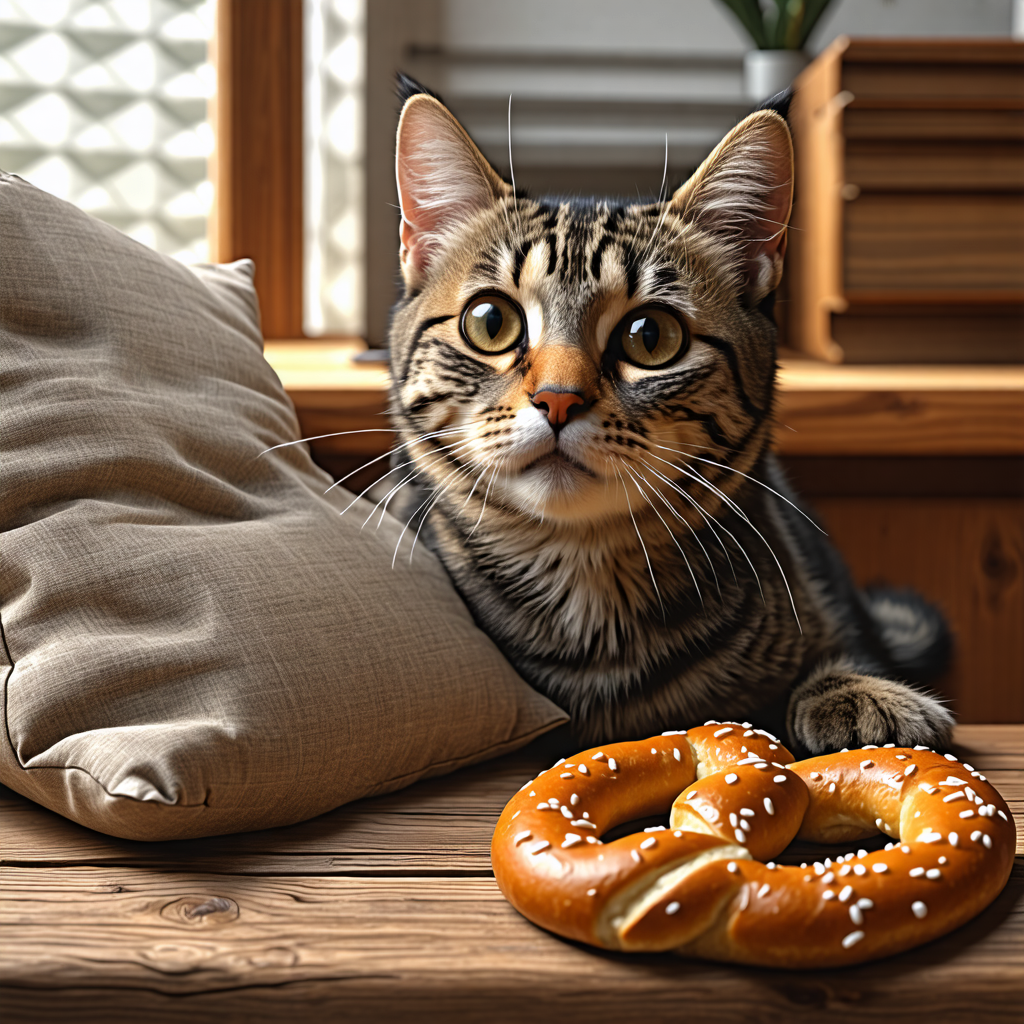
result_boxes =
[210,0,304,340]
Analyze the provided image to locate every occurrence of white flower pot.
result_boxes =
[744,49,811,101]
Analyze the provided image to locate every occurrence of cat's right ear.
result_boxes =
[668,110,793,305]
[395,93,510,289]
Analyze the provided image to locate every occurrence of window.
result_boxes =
[0,0,214,264]
[304,0,365,336]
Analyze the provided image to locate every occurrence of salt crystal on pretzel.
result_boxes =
[491,723,1016,968]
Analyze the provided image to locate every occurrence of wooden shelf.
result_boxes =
[263,342,1024,458]
[774,359,1024,456]
[265,339,389,397]
[786,38,1024,362]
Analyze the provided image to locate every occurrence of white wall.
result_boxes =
[810,0,1014,49]
[443,0,1014,55]
[442,0,748,54]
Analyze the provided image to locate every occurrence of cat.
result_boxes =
[382,75,953,754]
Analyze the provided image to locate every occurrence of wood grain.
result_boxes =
[210,0,303,339]
[773,386,1024,457]
[1,727,1020,1021]
[829,311,1024,365]
[787,36,847,362]
[844,194,1024,291]
[1,864,1022,1024]
[814,499,1024,725]
[787,38,1024,361]
[842,39,1024,66]
[773,366,1024,457]
[845,140,1024,191]
[841,61,1024,102]
[843,107,1024,141]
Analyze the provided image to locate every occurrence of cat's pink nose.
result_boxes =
[532,389,585,427]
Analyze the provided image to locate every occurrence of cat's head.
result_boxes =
[388,82,792,527]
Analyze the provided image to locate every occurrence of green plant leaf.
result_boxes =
[716,0,769,49]
[797,0,835,47]
[768,0,803,50]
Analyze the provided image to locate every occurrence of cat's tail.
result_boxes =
[862,586,952,682]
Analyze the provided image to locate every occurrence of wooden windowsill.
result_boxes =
[264,340,1024,458]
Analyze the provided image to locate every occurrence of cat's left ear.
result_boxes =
[669,110,794,304]
[395,93,511,290]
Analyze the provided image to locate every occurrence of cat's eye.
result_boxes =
[615,306,688,368]
[460,293,525,354]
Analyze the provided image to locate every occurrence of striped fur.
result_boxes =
[384,84,952,753]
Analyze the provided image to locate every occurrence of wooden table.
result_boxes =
[2,725,1021,1023]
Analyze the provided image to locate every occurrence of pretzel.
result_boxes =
[491,722,1015,967]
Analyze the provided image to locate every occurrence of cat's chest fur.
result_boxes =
[416,477,842,739]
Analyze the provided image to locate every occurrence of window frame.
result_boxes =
[210,0,304,339]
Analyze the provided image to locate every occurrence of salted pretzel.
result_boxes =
[491,722,1015,967]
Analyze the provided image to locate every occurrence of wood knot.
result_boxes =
[160,895,239,927]
[981,526,1018,598]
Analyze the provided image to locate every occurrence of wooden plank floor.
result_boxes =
[2,725,1021,1023]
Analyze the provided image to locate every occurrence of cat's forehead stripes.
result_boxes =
[524,297,545,352]
[461,197,688,352]
[515,242,555,303]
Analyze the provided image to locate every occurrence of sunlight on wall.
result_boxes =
[304,0,365,336]
[0,0,213,264]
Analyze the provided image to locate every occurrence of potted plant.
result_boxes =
[717,0,836,99]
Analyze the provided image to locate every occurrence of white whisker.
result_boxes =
[648,452,801,631]
[628,460,723,599]
[658,131,668,203]
[362,437,477,528]
[337,459,413,519]
[638,456,763,604]
[391,466,460,569]
[408,461,474,562]
[468,462,502,538]
[371,467,418,527]
[259,428,398,456]
[636,456,732,590]
[621,460,703,607]
[648,441,826,534]
[460,460,492,513]
[325,427,466,495]
[508,93,521,234]
[615,466,665,621]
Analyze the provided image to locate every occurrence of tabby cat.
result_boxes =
[382,77,952,754]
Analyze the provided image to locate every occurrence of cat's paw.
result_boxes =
[786,658,954,756]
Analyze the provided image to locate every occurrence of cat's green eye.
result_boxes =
[616,307,688,368]
[461,293,525,354]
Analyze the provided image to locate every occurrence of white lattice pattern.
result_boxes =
[305,0,364,336]
[0,0,213,264]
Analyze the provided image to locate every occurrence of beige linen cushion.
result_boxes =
[0,171,565,841]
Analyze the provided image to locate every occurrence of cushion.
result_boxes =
[0,171,566,842]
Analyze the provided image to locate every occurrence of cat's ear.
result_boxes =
[395,93,511,288]
[669,110,794,304]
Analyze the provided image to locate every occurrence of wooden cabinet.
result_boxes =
[786,38,1024,363]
